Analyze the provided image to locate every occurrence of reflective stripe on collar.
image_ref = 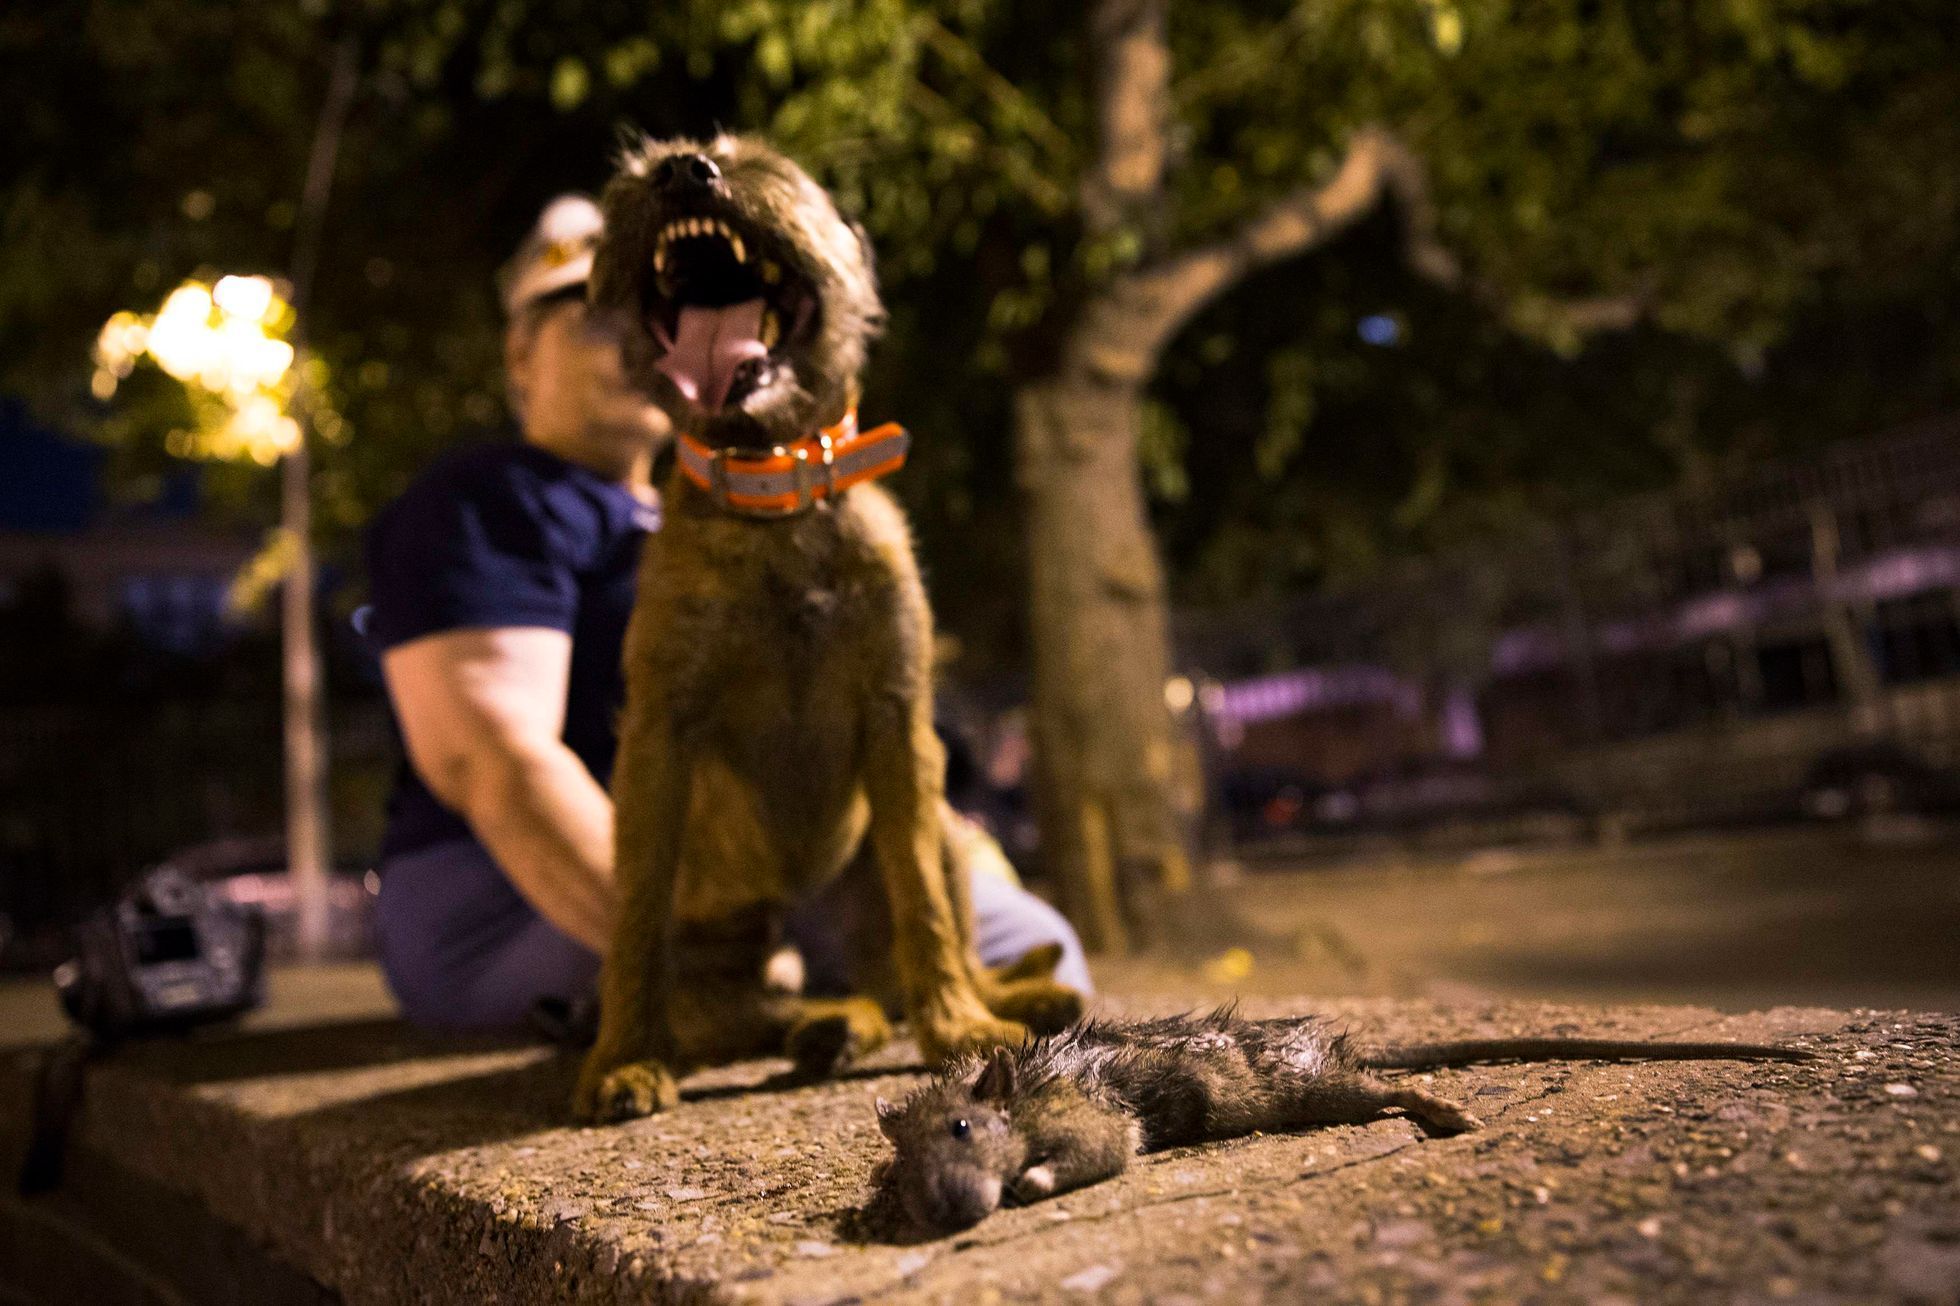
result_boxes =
[675,410,910,516]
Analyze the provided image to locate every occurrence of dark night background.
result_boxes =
[3,1,1960,972]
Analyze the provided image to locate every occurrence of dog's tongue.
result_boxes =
[653,300,768,410]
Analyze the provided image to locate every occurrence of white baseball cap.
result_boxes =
[499,194,603,316]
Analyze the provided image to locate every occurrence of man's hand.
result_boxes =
[383,627,617,953]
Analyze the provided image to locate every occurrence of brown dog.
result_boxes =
[574,135,1082,1123]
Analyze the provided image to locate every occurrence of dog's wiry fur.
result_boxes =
[574,135,1082,1123]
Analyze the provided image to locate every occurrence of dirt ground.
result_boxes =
[1097,825,1960,1014]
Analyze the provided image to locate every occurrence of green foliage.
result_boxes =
[5,0,1959,671]
[1137,400,1190,505]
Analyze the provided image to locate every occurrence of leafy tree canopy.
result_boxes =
[4,0,1957,667]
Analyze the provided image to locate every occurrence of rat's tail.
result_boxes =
[1359,1038,1814,1070]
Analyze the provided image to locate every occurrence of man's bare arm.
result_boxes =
[382,628,617,953]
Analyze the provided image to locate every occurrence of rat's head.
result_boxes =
[875,1048,1028,1233]
[591,133,883,451]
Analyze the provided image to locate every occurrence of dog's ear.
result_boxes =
[849,220,878,283]
[614,122,656,174]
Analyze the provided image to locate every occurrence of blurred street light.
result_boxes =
[94,274,302,466]
[1165,675,1196,713]
[92,268,336,960]
[86,37,359,964]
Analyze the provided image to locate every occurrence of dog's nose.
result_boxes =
[653,152,723,194]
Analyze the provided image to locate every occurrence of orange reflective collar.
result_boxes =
[674,410,910,517]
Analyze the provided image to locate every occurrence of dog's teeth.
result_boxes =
[653,247,666,273]
[761,260,781,285]
[730,233,746,263]
[759,309,779,350]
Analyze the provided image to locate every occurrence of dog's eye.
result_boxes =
[949,1118,971,1141]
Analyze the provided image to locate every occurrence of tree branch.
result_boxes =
[916,16,1076,171]
[1172,1,1317,112]
[1081,0,1171,236]
[1126,127,1453,342]
[902,81,1072,216]
[1082,126,1649,383]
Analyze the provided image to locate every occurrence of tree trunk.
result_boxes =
[1015,362,1190,954]
[1808,501,1884,736]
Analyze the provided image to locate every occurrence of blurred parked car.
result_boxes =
[1800,743,1960,820]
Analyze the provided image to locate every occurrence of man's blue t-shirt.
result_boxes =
[365,439,659,860]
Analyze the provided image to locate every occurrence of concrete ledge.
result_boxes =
[3,997,1957,1304]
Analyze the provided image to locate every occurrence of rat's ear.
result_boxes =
[875,1096,903,1140]
[973,1048,1017,1102]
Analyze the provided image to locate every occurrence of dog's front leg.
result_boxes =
[863,698,1026,1064]
[575,712,691,1123]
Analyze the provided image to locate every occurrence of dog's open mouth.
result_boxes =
[644,211,816,412]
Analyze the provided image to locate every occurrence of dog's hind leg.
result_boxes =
[941,806,1085,1036]
[663,907,818,1068]
[989,943,1064,984]
[782,995,894,1079]
[808,806,1080,1041]
[976,972,1085,1036]
[671,978,892,1081]
[657,901,892,1080]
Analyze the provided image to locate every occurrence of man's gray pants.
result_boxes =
[375,837,1093,1033]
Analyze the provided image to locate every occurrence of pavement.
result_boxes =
[1205,825,1960,1013]
[2,976,1956,1304]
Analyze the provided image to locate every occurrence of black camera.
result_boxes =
[54,864,265,1039]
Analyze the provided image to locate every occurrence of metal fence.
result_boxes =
[0,693,398,934]
[1177,415,1960,843]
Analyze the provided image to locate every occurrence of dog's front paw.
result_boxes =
[574,1056,681,1124]
[917,1014,1028,1065]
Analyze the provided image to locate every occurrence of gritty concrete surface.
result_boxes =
[2,988,1955,1305]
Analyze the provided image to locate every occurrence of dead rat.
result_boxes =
[871,1008,1814,1232]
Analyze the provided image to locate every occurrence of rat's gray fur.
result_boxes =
[874,1008,1813,1233]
